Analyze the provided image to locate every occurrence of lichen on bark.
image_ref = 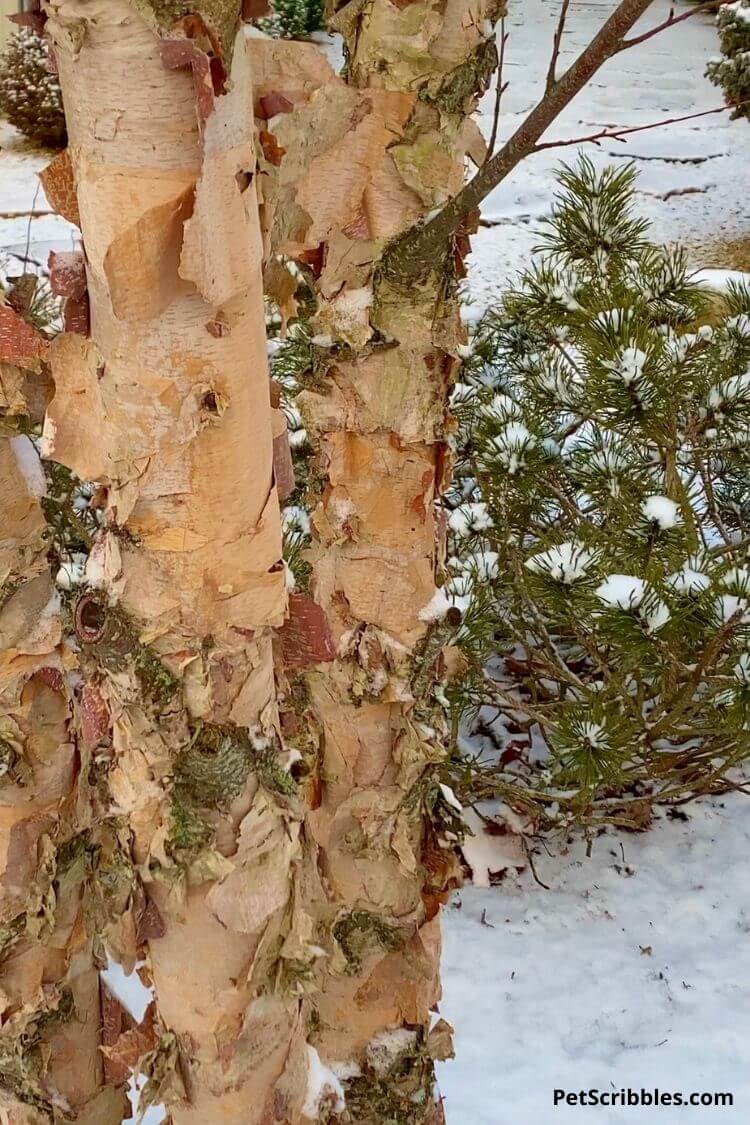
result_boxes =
[251,2,504,1116]
[129,0,242,61]
[1,369,127,1120]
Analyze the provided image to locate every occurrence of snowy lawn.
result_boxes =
[440,791,750,1124]
[0,118,73,280]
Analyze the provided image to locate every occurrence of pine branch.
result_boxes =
[384,0,723,283]
[649,608,746,736]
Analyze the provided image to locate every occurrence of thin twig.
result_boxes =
[698,457,734,545]
[485,15,509,163]
[0,210,55,220]
[546,0,572,93]
[534,101,747,153]
[522,838,551,889]
[620,0,735,51]
[387,0,656,278]
[650,608,745,737]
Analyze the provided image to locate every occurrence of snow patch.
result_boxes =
[608,344,648,386]
[100,955,153,1024]
[461,807,526,889]
[717,594,750,623]
[668,567,711,596]
[418,587,453,623]
[708,369,750,410]
[450,550,500,582]
[329,1060,362,1082]
[302,1045,346,1120]
[595,574,670,632]
[726,0,750,25]
[55,553,87,591]
[123,1075,165,1125]
[448,501,493,537]
[366,1028,419,1076]
[642,494,681,530]
[38,415,57,461]
[11,434,46,498]
[734,652,750,685]
[525,541,597,584]
[284,561,296,592]
[283,505,311,536]
[596,573,646,610]
[439,783,463,813]
[692,267,750,291]
[487,422,537,476]
[720,566,750,593]
[440,788,750,1124]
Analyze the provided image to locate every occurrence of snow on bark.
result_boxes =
[301,1044,346,1120]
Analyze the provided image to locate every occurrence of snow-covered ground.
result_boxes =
[0,119,74,282]
[439,791,750,1124]
[2,3,749,1124]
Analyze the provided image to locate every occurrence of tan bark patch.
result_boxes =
[38,147,80,227]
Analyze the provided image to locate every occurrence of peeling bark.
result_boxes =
[1,353,126,1117]
[37,1,308,1120]
[252,2,504,1118]
[6,1,505,1118]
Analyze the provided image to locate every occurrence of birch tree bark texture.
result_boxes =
[1,315,127,1122]
[37,2,311,1121]
[252,2,505,1119]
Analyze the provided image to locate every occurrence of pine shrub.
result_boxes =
[707,0,750,122]
[446,158,750,829]
[0,27,66,148]
[260,0,324,40]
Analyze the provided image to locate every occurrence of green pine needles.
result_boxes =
[260,0,324,40]
[446,157,750,828]
[0,28,66,148]
[707,0,750,122]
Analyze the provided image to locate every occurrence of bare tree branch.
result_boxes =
[533,100,745,152]
[384,0,729,283]
[485,15,509,163]
[620,0,734,51]
[546,0,572,93]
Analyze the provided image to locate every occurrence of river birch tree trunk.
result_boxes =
[252,2,505,1119]
[1,338,127,1121]
[37,2,309,1121]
